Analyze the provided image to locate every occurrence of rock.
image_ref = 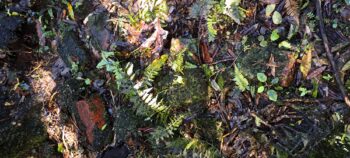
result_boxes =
[235,46,289,80]
[85,12,113,51]
[57,30,89,68]
[155,68,209,108]
[0,81,48,157]
[112,107,138,142]
[98,144,130,158]
[51,58,71,79]
[0,13,23,49]
[75,95,112,150]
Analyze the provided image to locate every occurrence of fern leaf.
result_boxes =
[285,0,300,26]
[233,65,249,91]
[145,54,168,81]
[207,15,217,42]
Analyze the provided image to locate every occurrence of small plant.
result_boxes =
[322,74,333,81]
[255,72,279,102]
[258,35,268,47]
[270,29,280,41]
[298,86,311,97]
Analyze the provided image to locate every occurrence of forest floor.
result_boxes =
[1,0,350,158]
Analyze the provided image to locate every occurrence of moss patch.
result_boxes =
[155,68,209,108]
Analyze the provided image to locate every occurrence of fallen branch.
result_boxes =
[316,0,350,107]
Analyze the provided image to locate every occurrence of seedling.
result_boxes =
[255,72,279,102]
[298,87,311,97]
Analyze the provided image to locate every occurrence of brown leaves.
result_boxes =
[200,40,213,64]
[281,53,297,87]
[139,18,168,58]
[285,0,300,26]
[267,54,277,77]
[306,66,327,80]
[300,47,313,78]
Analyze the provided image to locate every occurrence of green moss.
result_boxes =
[155,68,209,108]
[236,46,288,79]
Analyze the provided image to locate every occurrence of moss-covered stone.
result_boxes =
[236,46,289,79]
[0,101,47,157]
[57,30,89,68]
[155,68,209,108]
[113,107,139,141]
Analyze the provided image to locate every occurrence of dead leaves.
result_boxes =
[300,48,312,78]
[306,66,326,80]
[284,0,299,26]
[200,40,213,64]
[126,18,168,58]
[281,53,297,87]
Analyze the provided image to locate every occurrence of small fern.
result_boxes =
[150,115,185,144]
[207,15,218,42]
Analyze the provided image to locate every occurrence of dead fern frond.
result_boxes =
[285,0,300,26]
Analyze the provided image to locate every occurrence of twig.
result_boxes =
[210,57,236,65]
[331,41,350,53]
[316,0,350,107]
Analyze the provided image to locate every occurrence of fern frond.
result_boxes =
[207,15,217,42]
[145,54,168,81]
[151,115,185,144]
[233,65,249,91]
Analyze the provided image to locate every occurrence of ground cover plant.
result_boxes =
[1,0,350,157]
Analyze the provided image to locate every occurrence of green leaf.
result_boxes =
[312,80,318,98]
[249,86,256,96]
[57,143,64,153]
[278,41,292,49]
[145,54,168,81]
[257,86,265,93]
[234,65,249,91]
[207,16,217,42]
[272,11,282,25]
[270,29,280,41]
[298,87,311,97]
[322,74,332,81]
[253,114,263,127]
[267,89,278,101]
[211,79,221,91]
[67,2,75,20]
[265,4,276,17]
[84,78,91,85]
[260,40,268,47]
[101,51,115,59]
[271,77,279,85]
[101,124,107,131]
[184,61,198,69]
[171,51,184,73]
[257,73,267,82]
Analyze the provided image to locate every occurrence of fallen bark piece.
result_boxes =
[76,95,106,144]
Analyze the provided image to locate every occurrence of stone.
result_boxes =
[0,13,23,49]
[85,12,113,51]
[155,68,209,108]
[57,29,89,68]
[235,46,289,80]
